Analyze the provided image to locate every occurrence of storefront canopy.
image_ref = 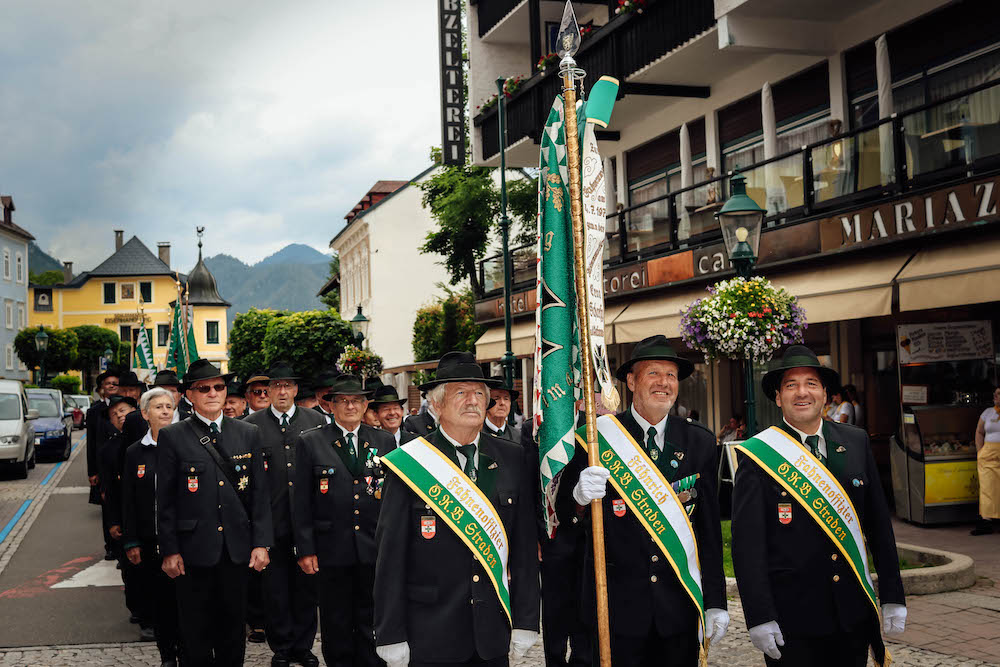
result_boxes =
[475,320,536,360]
[896,236,1000,312]
[609,286,708,342]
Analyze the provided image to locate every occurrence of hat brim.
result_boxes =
[489,387,520,401]
[181,372,236,392]
[321,389,375,401]
[418,376,505,392]
[761,364,840,402]
[615,355,695,382]
[371,397,407,406]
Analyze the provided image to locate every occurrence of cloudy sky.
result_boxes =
[0,1,440,272]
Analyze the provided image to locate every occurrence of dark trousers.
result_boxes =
[247,568,266,630]
[264,536,318,656]
[540,554,590,667]
[317,562,381,667]
[411,658,507,667]
[763,633,868,667]
[600,631,699,667]
[175,558,249,667]
[130,545,182,661]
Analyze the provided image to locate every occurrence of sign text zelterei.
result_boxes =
[438,0,464,166]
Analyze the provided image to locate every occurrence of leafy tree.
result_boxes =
[419,150,537,298]
[228,308,290,381]
[51,374,81,395]
[69,325,122,377]
[319,253,341,311]
[261,310,354,376]
[29,270,65,285]
[411,287,484,361]
[14,326,79,375]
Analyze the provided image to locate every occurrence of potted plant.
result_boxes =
[614,0,647,15]
[336,345,384,379]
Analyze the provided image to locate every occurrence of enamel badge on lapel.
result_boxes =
[675,451,684,460]
[649,448,659,462]
[137,464,146,479]
[836,446,846,453]
[488,461,498,470]
[420,515,436,539]
[264,460,269,472]
[852,478,863,487]
[778,503,792,524]
[238,476,249,491]
[670,460,679,469]
[612,499,627,517]
[319,478,329,494]
[187,476,198,492]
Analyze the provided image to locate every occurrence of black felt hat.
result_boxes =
[418,351,502,392]
[226,378,245,397]
[487,376,519,401]
[321,374,373,401]
[117,371,145,388]
[152,370,181,387]
[108,395,138,409]
[96,368,122,385]
[365,377,384,392]
[182,359,235,388]
[314,368,342,389]
[615,335,695,381]
[761,345,840,402]
[370,385,406,406]
[296,384,316,401]
[266,361,299,381]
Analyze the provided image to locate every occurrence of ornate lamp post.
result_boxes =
[496,76,516,393]
[350,305,370,348]
[717,170,766,433]
[34,326,49,387]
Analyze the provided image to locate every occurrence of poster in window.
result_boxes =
[120,283,135,300]
[897,321,993,364]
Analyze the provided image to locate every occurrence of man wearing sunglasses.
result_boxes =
[157,359,273,666]
[245,362,326,667]
[245,372,271,416]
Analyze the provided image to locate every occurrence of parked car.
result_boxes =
[26,389,73,461]
[64,394,91,429]
[0,380,37,478]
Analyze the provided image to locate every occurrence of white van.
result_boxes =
[0,380,38,479]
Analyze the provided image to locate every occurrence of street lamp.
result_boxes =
[717,170,766,434]
[350,305,370,348]
[496,76,516,392]
[34,326,49,387]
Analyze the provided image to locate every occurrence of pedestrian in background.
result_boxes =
[972,386,1000,536]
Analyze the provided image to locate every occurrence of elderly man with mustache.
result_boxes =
[374,351,539,667]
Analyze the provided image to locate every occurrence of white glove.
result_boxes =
[882,603,906,636]
[376,641,410,667]
[749,621,784,660]
[573,466,611,505]
[704,608,730,645]
[509,629,538,657]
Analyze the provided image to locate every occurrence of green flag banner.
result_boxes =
[133,326,155,371]
[165,300,187,379]
[185,308,200,363]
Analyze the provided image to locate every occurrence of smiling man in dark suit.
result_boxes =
[732,345,906,667]
[374,351,539,667]
[557,335,728,667]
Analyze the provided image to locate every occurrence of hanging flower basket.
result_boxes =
[680,276,807,364]
[536,52,560,72]
[336,345,384,379]
[614,0,647,15]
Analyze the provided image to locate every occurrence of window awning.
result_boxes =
[609,286,709,342]
[896,236,1000,312]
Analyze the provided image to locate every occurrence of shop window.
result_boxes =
[120,325,132,342]
[103,283,116,304]
[140,281,152,303]
[206,321,219,345]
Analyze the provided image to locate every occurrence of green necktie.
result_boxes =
[209,422,220,435]
[280,413,289,427]
[457,444,477,481]
[346,432,357,468]
[805,434,823,462]
[645,426,660,462]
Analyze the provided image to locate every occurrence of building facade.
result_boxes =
[468,0,1000,515]
[29,231,231,379]
[0,197,33,381]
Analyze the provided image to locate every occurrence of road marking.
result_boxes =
[0,555,99,599]
[50,558,122,589]
[0,500,32,543]
[40,462,63,485]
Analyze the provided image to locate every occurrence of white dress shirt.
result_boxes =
[784,419,828,459]
[440,426,481,472]
[630,405,668,454]
[194,410,224,432]
[270,404,297,422]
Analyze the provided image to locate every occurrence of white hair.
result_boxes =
[140,387,175,414]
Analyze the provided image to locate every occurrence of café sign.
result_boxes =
[437,0,464,166]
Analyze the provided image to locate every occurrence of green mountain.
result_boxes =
[28,241,64,275]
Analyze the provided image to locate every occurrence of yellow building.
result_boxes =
[29,231,230,375]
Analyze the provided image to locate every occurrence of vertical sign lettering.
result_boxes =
[439,0,465,165]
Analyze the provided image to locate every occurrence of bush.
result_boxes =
[51,375,81,395]
[261,310,355,376]
[411,288,484,362]
[229,308,289,380]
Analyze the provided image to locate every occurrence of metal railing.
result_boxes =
[477,78,1000,296]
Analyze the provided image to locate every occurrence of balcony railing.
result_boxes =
[477,78,1000,297]
[475,0,715,160]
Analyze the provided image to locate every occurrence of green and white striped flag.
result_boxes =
[133,326,155,370]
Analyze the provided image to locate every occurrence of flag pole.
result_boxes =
[557,3,611,664]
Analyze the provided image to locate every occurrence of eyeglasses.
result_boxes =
[249,389,268,396]
[192,383,227,394]
[269,382,295,391]
[334,398,366,407]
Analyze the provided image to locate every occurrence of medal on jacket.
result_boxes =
[365,475,374,495]
[420,515,436,539]
[187,476,198,492]
[137,464,146,479]
[612,498,627,517]
[238,475,249,491]
[778,502,792,524]
[319,477,329,494]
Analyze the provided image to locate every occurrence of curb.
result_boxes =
[724,542,976,598]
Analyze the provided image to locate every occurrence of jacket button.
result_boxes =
[833,575,840,582]
[473,574,480,582]
[218,481,224,487]
[780,491,788,497]
[190,467,196,473]
[285,445,290,449]
[354,525,360,531]
[507,498,513,504]
[355,494,360,500]
[354,510,360,515]
[650,575,658,583]
[354,480,359,485]
[217,526,223,532]
[831,553,838,561]
[288,481,293,486]
[286,463,291,468]
[651,555,659,563]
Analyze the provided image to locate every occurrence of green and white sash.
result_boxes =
[736,426,890,666]
[577,415,708,661]
[381,438,512,624]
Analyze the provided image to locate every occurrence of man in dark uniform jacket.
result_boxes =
[371,385,417,446]
[402,390,436,436]
[122,386,183,665]
[244,362,326,667]
[87,369,119,556]
[374,351,540,667]
[123,370,183,445]
[244,371,271,416]
[557,336,729,667]
[157,359,272,667]
[732,345,906,666]
[294,374,395,667]
[483,376,518,442]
